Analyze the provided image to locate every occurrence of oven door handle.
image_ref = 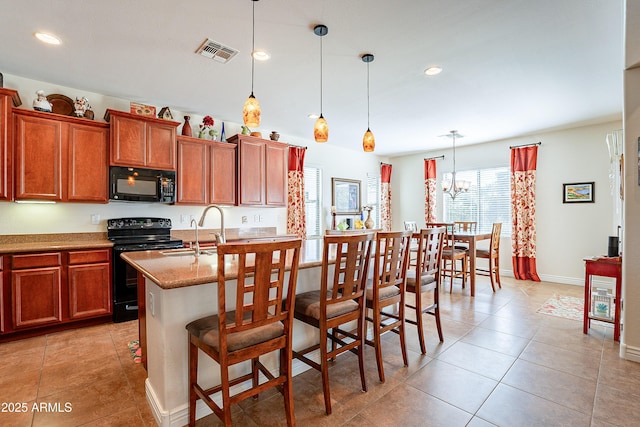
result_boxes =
[125,304,139,311]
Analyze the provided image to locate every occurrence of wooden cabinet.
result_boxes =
[0,88,20,201]
[228,134,287,206]
[107,109,179,170]
[11,253,63,329]
[176,136,236,205]
[68,249,111,319]
[13,109,109,202]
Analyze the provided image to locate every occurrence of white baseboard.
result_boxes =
[621,343,640,363]
[500,269,612,288]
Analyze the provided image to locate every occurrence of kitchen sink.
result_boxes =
[159,248,216,256]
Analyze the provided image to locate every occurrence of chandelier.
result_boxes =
[441,130,470,199]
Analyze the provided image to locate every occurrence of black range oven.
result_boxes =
[107,217,183,323]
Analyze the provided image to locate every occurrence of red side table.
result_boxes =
[583,257,622,341]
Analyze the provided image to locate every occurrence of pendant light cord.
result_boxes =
[320,32,323,115]
[251,0,256,95]
[366,60,370,129]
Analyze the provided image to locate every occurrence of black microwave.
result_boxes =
[109,166,175,203]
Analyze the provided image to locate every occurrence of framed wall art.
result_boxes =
[563,182,594,203]
[331,178,361,214]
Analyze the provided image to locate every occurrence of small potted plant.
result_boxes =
[198,115,218,140]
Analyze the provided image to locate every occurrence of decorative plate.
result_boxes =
[46,94,74,116]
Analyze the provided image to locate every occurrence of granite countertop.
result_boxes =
[121,239,324,290]
[0,233,113,254]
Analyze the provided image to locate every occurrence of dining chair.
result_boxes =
[405,227,445,354]
[292,232,373,415]
[185,238,302,426]
[453,221,477,277]
[365,230,412,383]
[476,222,502,292]
[426,223,467,293]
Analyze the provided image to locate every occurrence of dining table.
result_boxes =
[451,231,492,297]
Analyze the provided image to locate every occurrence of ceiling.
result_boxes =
[0,0,624,156]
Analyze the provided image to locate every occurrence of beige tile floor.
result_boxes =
[2,276,640,426]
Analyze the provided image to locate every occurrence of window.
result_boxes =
[366,173,380,227]
[442,166,511,236]
[304,166,322,239]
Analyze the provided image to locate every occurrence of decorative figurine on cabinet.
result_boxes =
[158,106,173,120]
[33,90,52,112]
[73,96,91,117]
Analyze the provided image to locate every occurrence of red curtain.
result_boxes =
[424,159,437,224]
[286,147,306,239]
[381,164,392,231]
[511,146,541,281]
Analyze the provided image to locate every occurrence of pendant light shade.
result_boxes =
[313,24,329,142]
[243,0,261,128]
[314,114,328,142]
[362,53,375,152]
[243,93,261,128]
[363,128,375,152]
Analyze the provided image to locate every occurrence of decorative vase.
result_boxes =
[182,116,192,137]
[270,131,280,141]
[364,211,374,229]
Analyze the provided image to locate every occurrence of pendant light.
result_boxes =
[441,130,471,199]
[362,53,375,152]
[242,0,261,128]
[313,24,329,142]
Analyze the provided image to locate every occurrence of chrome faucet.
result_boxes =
[198,204,226,244]
[190,218,200,257]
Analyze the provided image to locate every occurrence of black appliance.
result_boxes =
[109,166,176,203]
[108,217,183,323]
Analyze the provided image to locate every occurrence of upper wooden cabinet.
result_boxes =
[0,88,20,201]
[228,134,287,207]
[13,109,109,202]
[107,109,179,170]
[176,136,236,206]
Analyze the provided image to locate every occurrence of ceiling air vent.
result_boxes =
[196,38,238,63]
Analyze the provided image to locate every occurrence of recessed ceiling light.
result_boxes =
[424,66,442,76]
[252,50,270,61]
[34,32,61,45]
[307,113,320,119]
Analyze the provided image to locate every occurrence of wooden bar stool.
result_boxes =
[185,238,302,426]
[291,232,373,415]
[365,230,412,383]
[405,227,445,354]
[427,223,467,293]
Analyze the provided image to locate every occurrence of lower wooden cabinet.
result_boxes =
[1,249,111,336]
[11,253,63,329]
[68,249,111,319]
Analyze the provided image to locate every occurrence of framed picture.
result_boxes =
[332,178,361,214]
[563,182,594,203]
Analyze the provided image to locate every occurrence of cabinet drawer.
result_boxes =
[68,249,111,265]
[12,253,61,269]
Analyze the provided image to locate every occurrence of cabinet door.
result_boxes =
[210,141,236,205]
[0,257,4,333]
[68,263,111,319]
[0,90,14,201]
[176,138,208,205]
[265,141,287,206]
[12,267,62,329]
[68,123,109,202]
[238,139,265,205]
[147,122,176,170]
[110,114,146,167]
[15,113,65,201]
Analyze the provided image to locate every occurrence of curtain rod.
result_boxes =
[424,155,445,161]
[287,143,307,149]
[380,162,392,166]
[509,141,541,149]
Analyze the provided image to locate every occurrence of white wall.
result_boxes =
[390,120,621,283]
[0,73,386,236]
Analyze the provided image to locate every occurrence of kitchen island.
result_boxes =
[121,239,325,427]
